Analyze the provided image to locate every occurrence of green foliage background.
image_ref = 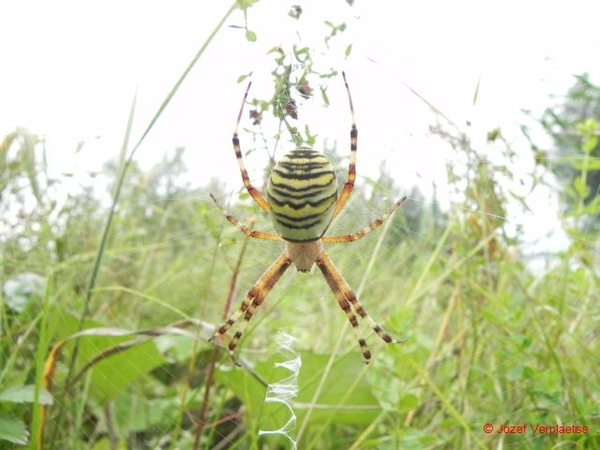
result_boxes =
[1,2,599,449]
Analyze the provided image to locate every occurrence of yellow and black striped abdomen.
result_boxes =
[267,148,338,242]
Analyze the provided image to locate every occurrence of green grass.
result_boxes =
[2,2,600,449]
[2,148,599,448]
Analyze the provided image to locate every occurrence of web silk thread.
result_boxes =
[258,331,302,449]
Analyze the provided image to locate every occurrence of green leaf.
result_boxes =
[237,0,259,10]
[576,118,599,154]
[320,87,330,106]
[398,394,419,413]
[85,339,164,404]
[245,30,257,42]
[569,157,600,170]
[344,44,353,58]
[0,385,53,405]
[237,73,252,83]
[0,414,29,445]
[583,134,598,154]
[47,311,165,405]
[215,352,383,434]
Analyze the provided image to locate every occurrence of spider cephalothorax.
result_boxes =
[209,72,406,363]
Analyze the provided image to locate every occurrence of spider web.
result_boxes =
[1,1,599,449]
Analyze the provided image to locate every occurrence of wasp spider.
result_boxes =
[210,72,407,363]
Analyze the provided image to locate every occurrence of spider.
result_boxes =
[209,72,407,363]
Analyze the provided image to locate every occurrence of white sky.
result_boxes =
[2,0,600,262]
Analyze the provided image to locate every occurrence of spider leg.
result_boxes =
[323,196,407,244]
[316,250,403,363]
[210,194,284,242]
[332,71,358,219]
[232,81,270,213]
[210,252,293,362]
[316,254,371,362]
